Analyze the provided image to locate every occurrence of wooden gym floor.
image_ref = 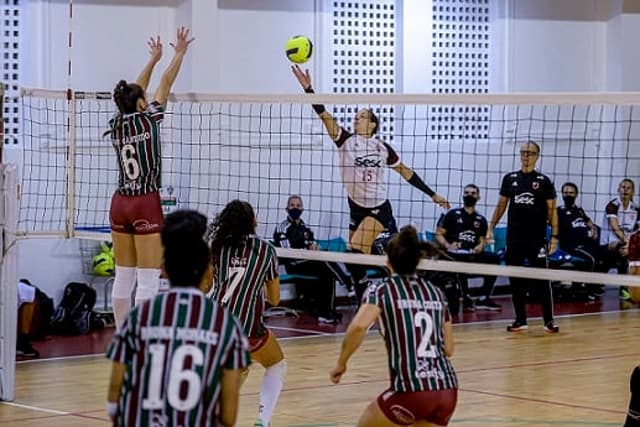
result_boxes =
[1,306,638,427]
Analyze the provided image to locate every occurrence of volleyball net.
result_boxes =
[11,89,640,289]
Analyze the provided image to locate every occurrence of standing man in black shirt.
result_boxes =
[488,141,560,333]
[436,184,502,312]
[273,195,352,324]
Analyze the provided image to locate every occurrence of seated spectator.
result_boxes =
[273,195,352,324]
[557,182,610,297]
[16,279,40,358]
[601,178,639,300]
[435,184,502,312]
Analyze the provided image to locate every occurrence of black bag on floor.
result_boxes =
[50,282,99,335]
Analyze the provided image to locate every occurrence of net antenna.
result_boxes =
[0,83,4,163]
[65,0,76,238]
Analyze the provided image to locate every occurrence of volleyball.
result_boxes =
[285,35,313,64]
[93,252,115,277]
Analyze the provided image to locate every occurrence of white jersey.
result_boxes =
[601,197,640,245]
[335,128,400,208]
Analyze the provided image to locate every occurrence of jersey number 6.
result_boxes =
[120,144,141,180]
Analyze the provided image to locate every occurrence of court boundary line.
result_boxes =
[15,307,639,364]
[0,401,69,415]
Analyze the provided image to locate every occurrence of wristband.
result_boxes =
[303,87,326,114]
[551,234,559,239]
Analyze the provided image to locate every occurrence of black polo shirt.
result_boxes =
[500,170,556,241]
[437,208,488,250]
[557,205,593,250]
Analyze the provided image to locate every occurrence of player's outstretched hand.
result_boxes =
[170,27,195,55]
[291,64,312,90]
[148,36,163,62]
[330,363,347,384]
[433,194,451,210]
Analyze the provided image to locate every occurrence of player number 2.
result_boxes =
[415,312,436,358]
[142,344,204,411]
[222,267,246,304]
[120,144,141,180]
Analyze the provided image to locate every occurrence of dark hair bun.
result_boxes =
[162,210,208,249]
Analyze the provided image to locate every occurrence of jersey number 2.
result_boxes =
[120,145,141,180]
[415,312,436,358]
[142,343,204,411]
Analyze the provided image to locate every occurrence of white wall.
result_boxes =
[11,0,640,302]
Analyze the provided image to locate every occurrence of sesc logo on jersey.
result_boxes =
[514,192,535,205]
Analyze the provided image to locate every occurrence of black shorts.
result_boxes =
[348,198,397,233]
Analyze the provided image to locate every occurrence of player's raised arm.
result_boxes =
[136,36,162,92]
[392,163,450,209]
[291,64,341,141]
[153,27,194,107]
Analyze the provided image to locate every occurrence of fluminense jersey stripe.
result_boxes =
[211,236,278,338]
[109,101,164,196]
[366,274,458,392]
[106,287,250,427]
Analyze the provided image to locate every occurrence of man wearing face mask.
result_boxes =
[436,184,502,312]
[557,182,609,296]
[273,195,352,324]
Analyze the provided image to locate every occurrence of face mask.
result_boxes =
[288,208,303,220]
[463,195,477,207]
[563,195,576,207]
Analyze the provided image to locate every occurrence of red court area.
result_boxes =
[18,286,639,361]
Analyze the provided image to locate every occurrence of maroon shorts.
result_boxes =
[109,191,163,235]
[629,230,640,267]
[377,388,457,426]
[248,329,270,353]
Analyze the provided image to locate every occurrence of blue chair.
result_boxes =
[316,237,347,252]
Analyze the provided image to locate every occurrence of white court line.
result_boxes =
[269,325,333,335]
[0,400,70,415]
[15,307,639,364]
[17,353,105,364]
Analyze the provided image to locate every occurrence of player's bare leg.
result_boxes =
[251,330,286,427]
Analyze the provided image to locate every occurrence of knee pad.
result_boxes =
[135,268,161,302]
[265,359,287,381]
[111,266,136,299]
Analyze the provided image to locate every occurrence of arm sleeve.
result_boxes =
[545,177,557,200]
[605,201,619,218]
[146,101,165,124]
[479,217,488,237]
[499,174,510,198]
[382,142,401,167]
[265,244,279,281]
[334,127,352,148]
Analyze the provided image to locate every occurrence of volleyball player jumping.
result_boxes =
[106,28,194,329]
[292,65,449,294]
